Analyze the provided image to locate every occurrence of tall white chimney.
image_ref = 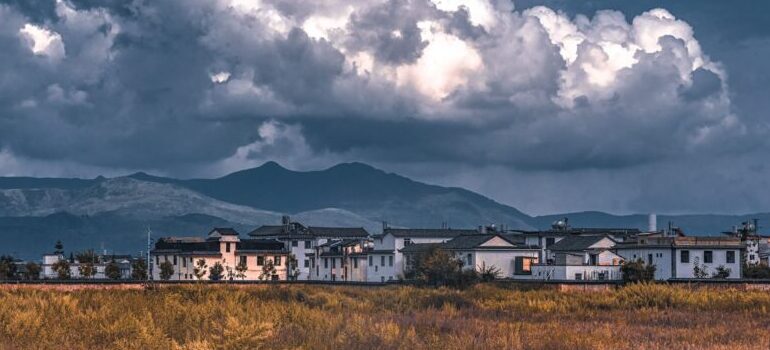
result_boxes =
[648,214,657,232]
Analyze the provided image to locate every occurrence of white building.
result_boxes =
[151,228,290,281]
[614,236,743,280]
[41,253,134,279]
[529,235,624,281]
[371,227,480,280]
[400,233,540,279]
[247,217,369,280]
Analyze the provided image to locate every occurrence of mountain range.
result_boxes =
[0,161,764,259]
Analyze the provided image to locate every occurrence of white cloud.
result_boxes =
[18,23,65,60]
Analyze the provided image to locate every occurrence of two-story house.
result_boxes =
[247,216,369,280]
[151,228,289,281]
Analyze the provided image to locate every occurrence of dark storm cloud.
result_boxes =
[0,0,768,214]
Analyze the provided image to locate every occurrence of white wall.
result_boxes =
[615,248,673,280]
[674,248,741,279]
[531,265,622,280]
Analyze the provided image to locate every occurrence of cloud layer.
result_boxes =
[0,0,762,214]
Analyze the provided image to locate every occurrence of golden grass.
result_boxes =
[0,283,769,349]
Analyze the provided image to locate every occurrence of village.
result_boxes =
[2,215,767,283]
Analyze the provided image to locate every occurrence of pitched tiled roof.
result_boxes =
[237,239,286,252]
[308,227,369,238]
[399,243,443,253]
[248,223,368,238]
[382,228,479,238]
[152,238,220,254]
[548,236,613,251]
[210,227,239,236]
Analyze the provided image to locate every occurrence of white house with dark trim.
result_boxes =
[614,236,743,280]
[247,216,369,280]
[529,235,624,281]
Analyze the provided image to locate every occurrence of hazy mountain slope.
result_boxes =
[133,162,534,230]
[0,177,282,225]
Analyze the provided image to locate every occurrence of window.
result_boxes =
[310,258,315,268]
[545,237,555,246]
[353,258,358,269]
[647,254,653,265]
[466,254,472,266]
[324,258,329,269]
[292,240,298,247]
[274,256,281,266]
[226,242,231,252]
[173,256,177,265]
[381,256,385,266]
[726,251,735,264]
[304,259,309,268]
[368,256,373,266]
[257,256,264,266]
[704,251,713,264]
[575,273,583,280]
[404,238,412,246]
[332,258,336,269]
[514,257,538,275]
[750,254,756,261]
[681,250,690,263]
[388,256,393,267]
[239,256,247,266]
[305,241,311,249]
[182,258,187,268]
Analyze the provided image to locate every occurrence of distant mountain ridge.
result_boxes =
[0,161,766,258]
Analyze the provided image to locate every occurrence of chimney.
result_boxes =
[648,214,657,232]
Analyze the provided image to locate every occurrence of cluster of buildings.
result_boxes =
[144,215,770,282]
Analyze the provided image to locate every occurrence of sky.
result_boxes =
[0,0,769,216]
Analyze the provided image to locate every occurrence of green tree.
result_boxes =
[235,260,248,280]
[713,265,731,279]
[131,258,147,280]
[0,255,17,280]
[52,259,71,279]
[693,258,709,278]
[105,260,122,280]
[620,259,656,283]
[405,247,478,288]
[159,261,175,280]
[193,259,208,280]
[259,259,276,281]
[743,264,770,279]
[24,262,41,280]
[54,240,64,255]
[287,254,299,281]
[76,250,99,279]
[209,262,224,281]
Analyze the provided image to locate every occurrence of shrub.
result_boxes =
[743,264,770,279]
[209,262,224,281]
[712,265,731,279]
[0,255,17,280]
[620,259,656,283]
[24,262,41,280]
[159,261,175,280]
[131,258,147,280]
[105,260,122,280]
[52,259,71,279]
[479,263,501,282]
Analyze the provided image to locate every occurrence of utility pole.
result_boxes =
[147,227,152,283]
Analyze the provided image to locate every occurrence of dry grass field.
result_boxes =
[0,283,769,349]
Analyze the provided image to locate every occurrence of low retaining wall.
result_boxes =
[3,279,770,292]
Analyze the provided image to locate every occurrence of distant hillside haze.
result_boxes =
[131,161,534,230]
[0,161,766,258]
